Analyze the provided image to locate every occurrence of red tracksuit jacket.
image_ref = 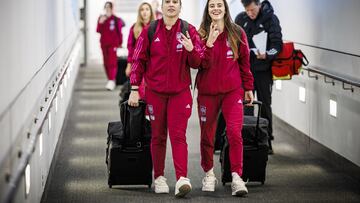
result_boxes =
[196,29,254,95]
[127,23,150,63]
[96,15,123,47]
[130,19,203,94]
[127,25,136,63]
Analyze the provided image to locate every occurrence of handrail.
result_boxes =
[292,41,360,58]
[302,66,360,92]
[0,31,75,122]
[288,40,359,92]
[1,35,81,203]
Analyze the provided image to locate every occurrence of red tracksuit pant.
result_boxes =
[197,88,244,176]
[146,88,192,180]
[101,45,118,81]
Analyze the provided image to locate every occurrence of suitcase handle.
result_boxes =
[243,100,263,144]
[243,100,262,128]
[120,100,146,145]
[120,100,146,128]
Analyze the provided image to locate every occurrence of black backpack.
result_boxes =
[147,19,189,44]
[114,17,124,44]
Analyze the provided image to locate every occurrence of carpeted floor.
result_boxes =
[41,64,360,203]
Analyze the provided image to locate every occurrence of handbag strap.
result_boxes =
[294,50,309,66]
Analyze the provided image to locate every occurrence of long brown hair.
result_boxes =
[134,2,155,39]
[199,0,244,60]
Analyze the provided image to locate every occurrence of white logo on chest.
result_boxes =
[110,20,115,30]
[227,50,234,58]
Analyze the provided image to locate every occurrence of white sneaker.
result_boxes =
[105,80,116,91]
[202,168,217,192]
[231,172,248,196]
[154,176,169,194]
[175,177,192,198]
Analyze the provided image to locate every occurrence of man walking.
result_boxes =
[235,0,282,154]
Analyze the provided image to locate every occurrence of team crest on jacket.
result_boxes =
[176,32,182,40]
[176,32,183,52]
[200,105,206,116]
[148,105,155,120]
[110,19,115,30]
[200,105,207,122]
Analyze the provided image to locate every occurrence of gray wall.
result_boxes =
[226,0,360,166]
[0,0,81,202]
[271,0,360,81]
[268,0,360,167]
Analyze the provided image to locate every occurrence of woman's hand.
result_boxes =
[244,91,254,106]
[128,88,140,107]
[206,22,220,47]
[125,63,131,77]
[99,15,107,24]
[179,31,194,52]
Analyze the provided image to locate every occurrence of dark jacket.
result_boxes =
[235,0,282,72]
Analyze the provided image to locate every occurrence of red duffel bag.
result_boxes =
[272,41,309,80]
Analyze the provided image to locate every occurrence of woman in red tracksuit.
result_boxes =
[96,2,124,91]
[128,0,203,198]
[126,2,155,99]
[196,0,254,197]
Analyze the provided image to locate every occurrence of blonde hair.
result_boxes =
[133,2,155,39]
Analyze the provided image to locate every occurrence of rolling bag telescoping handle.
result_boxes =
[243,100,263,142]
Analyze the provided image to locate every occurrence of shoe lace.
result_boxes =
[203,175,217,186]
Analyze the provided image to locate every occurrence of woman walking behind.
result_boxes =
[125,2,155,99]
[97,1,124,91]
[196,0,254,197]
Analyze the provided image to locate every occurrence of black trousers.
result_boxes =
[245,71,274,140]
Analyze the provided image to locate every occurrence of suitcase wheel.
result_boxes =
[108,179,112,188]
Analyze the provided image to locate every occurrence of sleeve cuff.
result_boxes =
[130,77,141,86]
[244,86,254,91]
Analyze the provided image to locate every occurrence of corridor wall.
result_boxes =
[0,0,82,202]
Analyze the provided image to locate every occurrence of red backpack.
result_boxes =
[272,41,309,80]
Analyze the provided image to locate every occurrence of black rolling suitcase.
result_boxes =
[220,101,269,185]
[106,101,152,188]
